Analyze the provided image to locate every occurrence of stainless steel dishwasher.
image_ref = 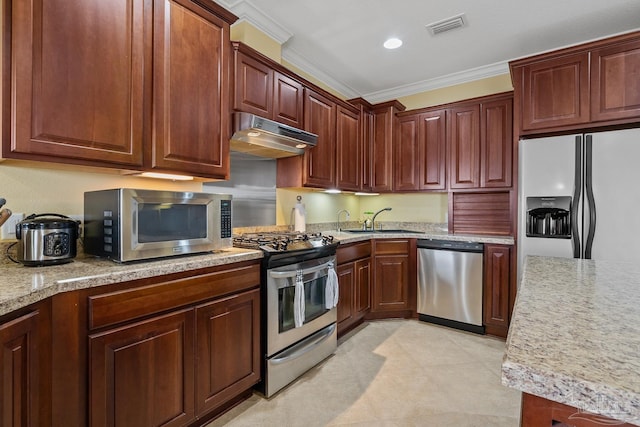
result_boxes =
[417,239,484,334]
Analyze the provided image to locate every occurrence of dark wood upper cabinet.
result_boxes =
[3,0,146,167]
[3,0,236,179]
[449,104,481,189]
[481,97,513,188]
[590,38,640,122]
[371,101,406,192]
[512,31,640,134]
[520,52,590,131]
[233,44,304,129]
[419,110,447,190]
[394,115,420,191]
[303,89,337,188]
[336,105,361,191]
[149,0,232,179]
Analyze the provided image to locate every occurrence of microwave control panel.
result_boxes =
[220,199,232,238]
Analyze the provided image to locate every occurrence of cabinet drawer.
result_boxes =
[337,241,372,264]
[88,263,260,330]
[374,239,410,255]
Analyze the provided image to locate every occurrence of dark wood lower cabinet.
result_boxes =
[89,309,196,427]
[336,241,372,336]
[521,393,638,427]
[0,310,41,427]
[483,244,512,338]
[369,239,416,318]
[195,289,260,415]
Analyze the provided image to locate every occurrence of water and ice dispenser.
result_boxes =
[526,196,571,238]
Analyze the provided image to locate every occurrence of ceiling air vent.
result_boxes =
[426,13,466,36]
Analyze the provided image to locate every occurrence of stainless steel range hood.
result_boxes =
[230,112,318,158]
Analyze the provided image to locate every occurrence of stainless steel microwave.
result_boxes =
[84,189,232,262]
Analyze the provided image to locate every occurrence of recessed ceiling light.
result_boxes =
[383,38,403,49]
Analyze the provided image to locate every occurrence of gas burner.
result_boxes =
[233,231,335,253]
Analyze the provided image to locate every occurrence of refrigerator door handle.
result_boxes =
[584,135,596,259]
[571,136,582,258]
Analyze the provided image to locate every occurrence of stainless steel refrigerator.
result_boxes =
[518,128,640,281]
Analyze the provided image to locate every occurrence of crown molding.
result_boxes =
[217,0,293,44]
[362,61,510,104]
[281,47,361,99]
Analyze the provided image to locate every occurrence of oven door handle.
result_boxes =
[270,323,336,365]
[269,261,332,279]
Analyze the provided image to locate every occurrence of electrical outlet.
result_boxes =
[1,213,24,240]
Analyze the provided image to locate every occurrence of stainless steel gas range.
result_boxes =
[233,232,340,398]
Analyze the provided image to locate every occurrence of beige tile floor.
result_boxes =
[207,319,521,427]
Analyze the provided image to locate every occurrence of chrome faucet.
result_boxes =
[337,209,350,232]
[371,207,392,231]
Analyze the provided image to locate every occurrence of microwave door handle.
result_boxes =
[269,261,332,279]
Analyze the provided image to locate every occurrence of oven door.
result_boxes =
[266,255,337,356]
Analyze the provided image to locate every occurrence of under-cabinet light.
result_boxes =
[136,172,194,181]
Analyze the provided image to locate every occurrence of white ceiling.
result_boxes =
[217,0,640,103]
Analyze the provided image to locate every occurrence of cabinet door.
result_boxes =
[354,258,372,315]
[336,106,361,191]
[481,97,513,188]
[89,310,195,427]
[1,311,39,427]
[273,72,304,128]
[337,262,355,330]
[234,51,273,118]
[483,245,511,335]
[521,52,590,130]
[371,107,395,192]
[394,115,420,191]
[303,90,336,187]
[151,0,231,179]
[361,109,374,192]
[373,255,409,312]
[419,110,447,190]
[591,38,640,122]
[449,104,481,189]
[5,0,145,167]
[196,289,260,416]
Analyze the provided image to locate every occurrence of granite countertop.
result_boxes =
[0,228,513,318]
[502,255,640,424]
[0,247,263,317]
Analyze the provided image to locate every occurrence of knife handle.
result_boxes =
[0,208,13,228]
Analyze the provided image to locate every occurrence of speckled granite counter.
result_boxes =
[502,255,640,424]
[0,229,512,319]
[0,247,263,317]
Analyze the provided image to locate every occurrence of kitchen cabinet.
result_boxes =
[89,310,196,427]
[369,239,415,317]
[483,244,512,338]
[336,241,372,336]
[395,109,449,191]
[511,31,640,134]
[50,260,260,427]
[149,0,234,178]
[233,43,304,128]
[277,89,363,191]
[449,93,512,190]
[2,0,236,179]
[348,98,375,192]
[0,304,49,427]
[336,105,362,191]
[195,289,260,416]
[303,89,337,188]
[371,101,406,192]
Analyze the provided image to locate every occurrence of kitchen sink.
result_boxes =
[343,229,423,234]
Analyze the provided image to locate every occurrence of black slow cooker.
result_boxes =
[15,213,80,266]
